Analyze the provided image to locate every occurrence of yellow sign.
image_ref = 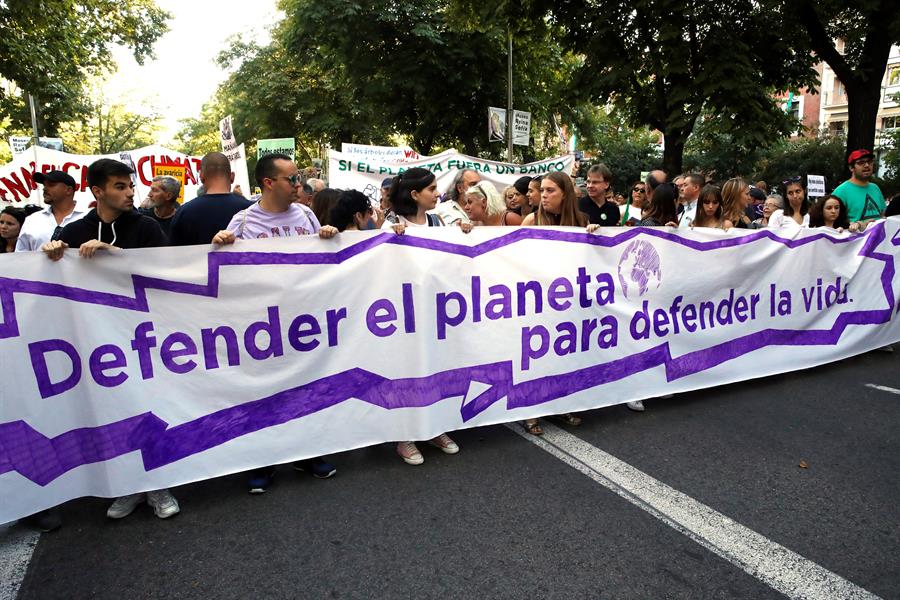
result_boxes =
[152,164,186,204]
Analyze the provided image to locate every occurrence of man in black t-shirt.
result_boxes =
[169,152,252,246]
[578,163,620,226]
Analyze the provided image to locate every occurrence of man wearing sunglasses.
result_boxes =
[15,170,85,251]
[833,149,885,232]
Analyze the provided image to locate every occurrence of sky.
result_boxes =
[102,0,281,144]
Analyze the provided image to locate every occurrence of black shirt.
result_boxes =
[59,208,167,249]
[139,205,180,241]
[578,195,620,226]
[169,193,252,246]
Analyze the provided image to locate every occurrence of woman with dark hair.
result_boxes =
[634,183,677,227]
[722,178,752,229]
[511,176,533,218]
[521,171,587,227]
[808,194,850,231]
[330,190,378,231]
[381,167,444,230]
[526,176,542,215]
[691,185,726,229]
[768,177,809,229]
[311,188,341,227]
[380,167,460,463]
[0,206,27,253]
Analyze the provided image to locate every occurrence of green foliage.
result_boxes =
[574,105,661,192]
[0,0,170,132]
[57,101,163,154]
[491,0,820,173]
[755,134,848,193]
[172,100,226,157]
[206,0,579,159]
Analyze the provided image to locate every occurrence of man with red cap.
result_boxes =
[833,149,885,232]
[15,170,85,251]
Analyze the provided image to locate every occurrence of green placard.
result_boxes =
[257,138,296,160]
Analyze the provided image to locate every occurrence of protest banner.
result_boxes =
[9,136,30,157]
[488,107,506,142]
[340,143,421,163]
[0,221,898,522]
[329,148,576,205]
[0,145,251,210]
[219,115,238,154]
[488,108,529,145]
[513,110,531,146]
[258,138,296,160]
[152,163,187,203]
[807,175,826,198]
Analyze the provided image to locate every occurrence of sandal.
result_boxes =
[551,413,582,427]
[522,420,543,436]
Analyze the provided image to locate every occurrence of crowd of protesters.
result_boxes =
[3,148,897,531]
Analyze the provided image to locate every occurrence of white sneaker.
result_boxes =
[147,489,180,519]
[397,441,424,465]
[429,433,459,454]
[107,493,145,519]
[626,400,645,412]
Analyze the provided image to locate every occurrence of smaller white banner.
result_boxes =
[513,110,531,146]
[9,136,30,156]
[488,107,506,143]
[219,115,238,154]
[807,175,826,198]
[341,143,421,163]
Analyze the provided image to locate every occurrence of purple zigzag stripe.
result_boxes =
[0,224,896,486]
[0,362,513,485]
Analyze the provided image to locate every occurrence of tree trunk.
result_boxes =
[844,80,884,157]
[662,131,687,177]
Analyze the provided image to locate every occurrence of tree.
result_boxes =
[787,0,900,160]
[0,0,170,133]
[506,0,818,175]
[57,100,163,155]
[571,104,661,192]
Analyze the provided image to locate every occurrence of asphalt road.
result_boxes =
[5,349,899,599]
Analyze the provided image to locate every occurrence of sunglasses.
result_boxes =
[782,176,802,186]
[632,187,646,193]
[271,174,303,186]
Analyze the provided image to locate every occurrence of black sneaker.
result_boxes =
[21,508,62,532]
[248,467,276,494]
[292,458,337,479]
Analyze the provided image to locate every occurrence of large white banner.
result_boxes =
[0,144,251,211]
[330,149,576,204]
[1,222,898,522]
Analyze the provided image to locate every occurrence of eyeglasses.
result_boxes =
[632,187,645,193]
[270,174,303,186]
[782,176,802,186]
[854,158,874,166]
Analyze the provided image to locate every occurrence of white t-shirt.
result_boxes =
[767,210,809,230]
[226,202,320,240]
[619,204,643,223]
[15,206,86,251]
[678,199,698,229]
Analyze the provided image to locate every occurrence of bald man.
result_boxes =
[169,152,252,246]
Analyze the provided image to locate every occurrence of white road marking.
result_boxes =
[509,422,881,600]
[864,383,900,395]
[0,524,39,600]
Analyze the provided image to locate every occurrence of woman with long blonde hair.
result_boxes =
[722,178,752,229]
[521,171,588,227]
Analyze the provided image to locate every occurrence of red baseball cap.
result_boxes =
[847,149,875,165]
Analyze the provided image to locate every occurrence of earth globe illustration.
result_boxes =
[617,240,662,298]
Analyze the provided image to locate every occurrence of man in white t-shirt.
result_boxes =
[16,170,85,251]
[677,173,703,228]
